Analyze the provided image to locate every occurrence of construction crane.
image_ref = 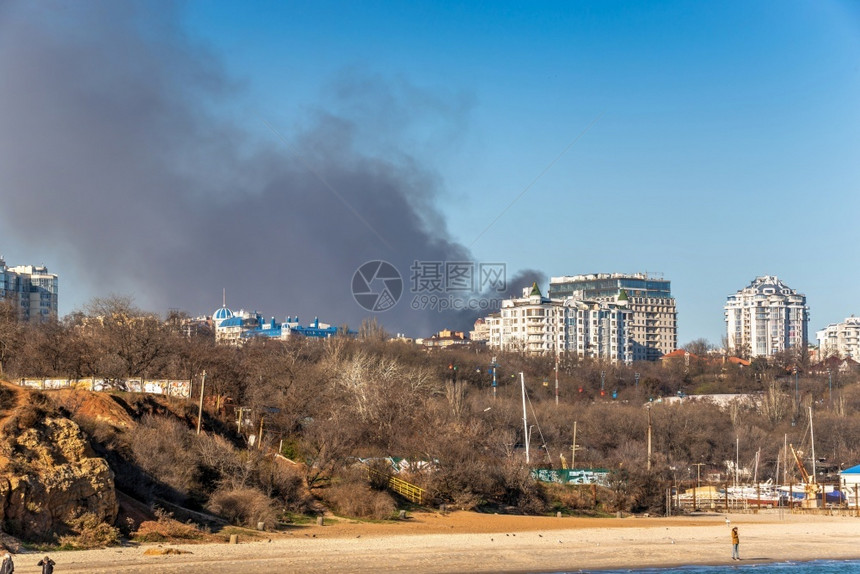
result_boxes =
[790,443,820,503]
[790,444,811,484]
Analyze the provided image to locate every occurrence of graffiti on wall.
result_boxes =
[17,377,193,398]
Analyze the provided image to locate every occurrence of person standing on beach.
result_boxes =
[731,526,740,560]
[0,552,14,574]
[38,555,55,574]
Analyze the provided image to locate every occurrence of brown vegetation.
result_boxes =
[0,298,858,546]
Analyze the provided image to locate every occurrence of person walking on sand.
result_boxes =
[38,555,55,574]
[0,552,14,574]
[731,526,740,560]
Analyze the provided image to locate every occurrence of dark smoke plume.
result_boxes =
[0,2,543,335]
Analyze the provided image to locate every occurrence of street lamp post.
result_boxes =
[490,357,499,401]
[794,367,799,407]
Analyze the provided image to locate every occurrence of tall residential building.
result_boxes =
[485,283,632,364]
[724,275,808,358]
[548,273,677,361]
[0,257,59,323]
[817,317,860,362]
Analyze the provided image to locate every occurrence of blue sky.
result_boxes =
[2,1,859,345]
[184,1,860,344]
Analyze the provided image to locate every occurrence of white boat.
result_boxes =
[725,482,784,508]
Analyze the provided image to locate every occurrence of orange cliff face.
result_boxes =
[0,383,118,541]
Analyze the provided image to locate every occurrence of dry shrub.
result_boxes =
[0,385,15,410]
[365,459,392,491]
[194,433,244,490]
[132,509,205,542]
[11,404,43,430]
[256,458,315,514]
[143,547,191,555]
[490,458,548,514]
[58,513,121,549]
[324,482,395,520]
[130,415,197,497]
[206,487,276,528]
[544,483,596,512]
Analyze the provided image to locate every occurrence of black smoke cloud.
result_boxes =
[0,2,544,335]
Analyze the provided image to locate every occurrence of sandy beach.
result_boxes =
[5,510,860,573]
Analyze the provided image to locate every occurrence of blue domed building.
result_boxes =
[213,305,234,326]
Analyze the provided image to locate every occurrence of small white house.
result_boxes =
[840,464,860,487]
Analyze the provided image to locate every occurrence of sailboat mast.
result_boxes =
[753,449,759,484]
[809,407,816,484]
[521,372,529,464]
[647,405,652,471]
[774,444,780,485]
[735,437,739,488]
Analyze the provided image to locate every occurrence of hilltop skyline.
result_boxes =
[1,1,858,345]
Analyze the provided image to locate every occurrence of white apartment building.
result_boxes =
[724,275,808,358]
[817,317,860,362]
[469,317,490,343]
[0,257,59,323]
[485,283,632,364]
[548,273,676,361]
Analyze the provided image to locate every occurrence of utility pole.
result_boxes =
[196,370,206,435]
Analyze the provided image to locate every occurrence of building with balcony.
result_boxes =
[0,257,58,323]
[469,318,490,343]
[548,273,676,361]
[724,276,808,358]
[484,283,632,364]
[817,316,860,362]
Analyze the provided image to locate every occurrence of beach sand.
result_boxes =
[7,510,860,573]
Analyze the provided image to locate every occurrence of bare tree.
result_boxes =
[0,300,21,375]
[80,296,174,378]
